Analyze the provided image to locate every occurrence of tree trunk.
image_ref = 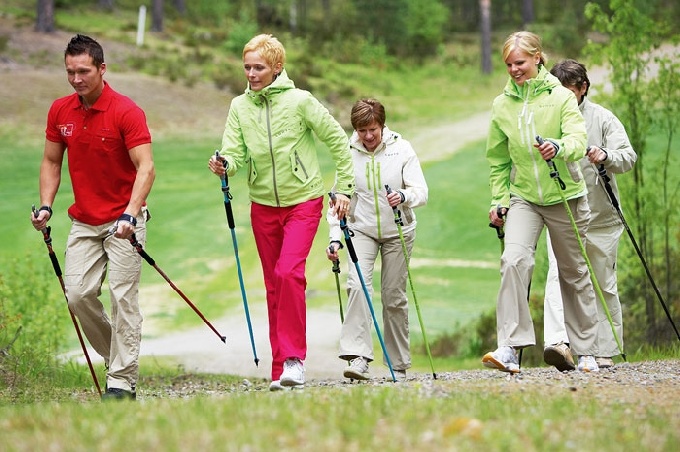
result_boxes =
[99,0,114,10]
[173,0,186,15]
[151,0,163,32]
[35,0,55,32]
[480,0,492,74]
[522,0,534,27]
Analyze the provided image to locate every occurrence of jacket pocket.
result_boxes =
[566,161,583,183]
[247,157,258,185]
[290,150,309,183]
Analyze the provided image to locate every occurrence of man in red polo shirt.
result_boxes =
[30,34,155,401]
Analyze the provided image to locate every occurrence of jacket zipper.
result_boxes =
[294,151,309,179]
[264,98,280,206]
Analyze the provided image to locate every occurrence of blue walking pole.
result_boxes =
[216,151,259,367]
[331,193,396,382]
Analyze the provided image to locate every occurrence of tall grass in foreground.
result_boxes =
[1,375,678,451]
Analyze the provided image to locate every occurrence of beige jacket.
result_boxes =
[328,126,428,242]
[579,97,637,228]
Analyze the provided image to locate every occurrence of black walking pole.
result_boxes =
[331,193,397,382]
[215,151,259,366]
[32,205,102,397]
[328,244,345,324]
[537,136,625,359]
[385,185,436,379]
[127,234,227,344]
[596,163,680,342]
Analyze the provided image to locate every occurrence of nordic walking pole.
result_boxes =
[488,205,529,367]
[596,163,680,342]
[328,244,345,324]
[385,185,436,379]
[537,136,625,359]
[331,193,397,382]
[215,151,259,366]
[127,233,227,344]
[32,205,102,397]
[488,205,505,254]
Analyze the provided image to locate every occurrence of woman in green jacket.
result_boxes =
[482,31,599,373]
[209,34,354,390]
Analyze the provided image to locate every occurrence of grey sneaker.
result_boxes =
[543,342,576,372]
[482,346,520,373]
[280,358,305,388]
[595,357,614,368]
[577,355,600,372]
[343,357,370,380]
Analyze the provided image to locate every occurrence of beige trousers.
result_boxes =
[496,196,598,355]
[544,225,624,357]
[338,229,415,371]
[64,213,146,392]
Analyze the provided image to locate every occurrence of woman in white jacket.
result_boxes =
[326,98,428,380]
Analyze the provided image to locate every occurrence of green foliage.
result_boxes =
[404,0,449,60]
[222,11,258,57]
[0,253,70,394]
[585,0,680,347]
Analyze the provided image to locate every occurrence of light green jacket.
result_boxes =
[486,66,588,208]
[220,69,354,207]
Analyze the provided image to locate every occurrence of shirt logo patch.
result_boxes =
[58,123,75,137]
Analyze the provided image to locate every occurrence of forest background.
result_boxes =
[1,0,680,396]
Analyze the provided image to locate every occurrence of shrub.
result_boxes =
[0,253,69,393]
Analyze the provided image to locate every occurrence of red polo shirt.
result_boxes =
[46,82,151,225]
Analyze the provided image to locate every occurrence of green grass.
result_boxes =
[1,365,679,451]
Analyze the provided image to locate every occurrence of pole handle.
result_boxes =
[384,185,403,225]
[537,135,566,190]
[128,233,155,266]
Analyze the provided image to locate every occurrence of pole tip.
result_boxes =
[254,358,260,367]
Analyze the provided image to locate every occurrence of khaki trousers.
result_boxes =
[496,196,598,355]
[544,225,624,357]
[64,213,146,392]
[338,229,414,371]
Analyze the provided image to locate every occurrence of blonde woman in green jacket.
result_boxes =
[209,34,354,390]
[482,31,599,373]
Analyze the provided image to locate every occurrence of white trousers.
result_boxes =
[544,224,624,357]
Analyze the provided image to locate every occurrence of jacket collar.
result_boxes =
[245,69,295,105]
[503,65,559,100]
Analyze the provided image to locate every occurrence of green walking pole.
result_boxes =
[385,185,437,379]
[536,136,625,360]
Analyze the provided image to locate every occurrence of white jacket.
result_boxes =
[580,97,637,228]
[329,126,428,242]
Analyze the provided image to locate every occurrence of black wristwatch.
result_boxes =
[118,213,137,226]
[39,205,53,217]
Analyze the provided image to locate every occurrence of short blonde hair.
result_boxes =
[243,34,286,67]
[502,31,547,66]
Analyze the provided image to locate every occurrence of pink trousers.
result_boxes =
[250,197,322,380]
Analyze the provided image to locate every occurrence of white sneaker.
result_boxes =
[392,369,407,381]
[543,342,576,372]
[577,355,600,372]
[343,357,370,380]
[280,358,305,388]
[269,380,288,391]
[482,346,520,373]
